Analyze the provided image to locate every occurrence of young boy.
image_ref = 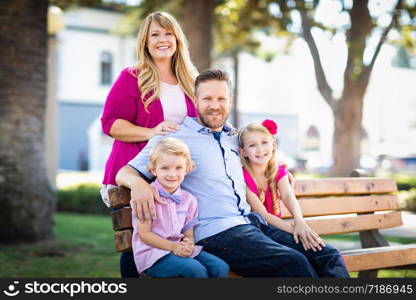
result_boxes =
[131,137,229,278]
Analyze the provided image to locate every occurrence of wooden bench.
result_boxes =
[108,173,416,278]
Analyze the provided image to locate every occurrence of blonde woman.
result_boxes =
[100,11,198,277]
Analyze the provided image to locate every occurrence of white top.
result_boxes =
[159,81,187,124]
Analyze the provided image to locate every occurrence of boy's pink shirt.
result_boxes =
[243,165,288,217]
[131,179,202,273]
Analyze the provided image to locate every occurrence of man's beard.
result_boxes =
[198,109,228,130]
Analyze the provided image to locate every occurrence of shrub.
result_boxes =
[393,175,416,191]
[57,184,110,215]
[398,188,416,213]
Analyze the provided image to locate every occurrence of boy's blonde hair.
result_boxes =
[147,137,195,172]
[238,122,280,215]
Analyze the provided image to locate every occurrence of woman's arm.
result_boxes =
[278,176,325,251]
[101,70,179,142]
[246,187,294,234]
[109,119,179,142]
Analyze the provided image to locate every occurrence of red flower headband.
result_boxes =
[262,119,278,135]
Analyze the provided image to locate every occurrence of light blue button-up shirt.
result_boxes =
[128,117,252,242]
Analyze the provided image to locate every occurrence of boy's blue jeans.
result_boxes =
[145,250,230,278]
[197,214,350,278]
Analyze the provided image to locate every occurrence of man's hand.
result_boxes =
[279,162,295,190]
[116,165,167,223]
[130,182,166,223]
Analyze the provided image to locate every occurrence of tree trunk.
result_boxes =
[331,93,364,176]
[0,0,55,243]
[231,52,240,128]
[180,0,214,72]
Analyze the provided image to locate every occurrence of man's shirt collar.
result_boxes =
[183,116,233,136]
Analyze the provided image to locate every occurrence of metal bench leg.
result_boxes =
[358,269,378,278]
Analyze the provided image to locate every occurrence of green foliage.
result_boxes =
[394,175,416,191]
[57,184,110,215]
[399,189,416,213]
[0,213,119,277]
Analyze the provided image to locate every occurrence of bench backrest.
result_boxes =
[281,177,400,236]
[109,177,400,251]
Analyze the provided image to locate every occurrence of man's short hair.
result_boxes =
[194,69,233,96]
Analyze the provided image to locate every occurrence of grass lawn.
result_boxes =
[0,213,119,278]
[0,213,415,278]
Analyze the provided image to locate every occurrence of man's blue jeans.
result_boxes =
[145,251,230,278]
[197,215,350,278]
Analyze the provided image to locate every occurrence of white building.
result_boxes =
[54,7,416,173]
[56,7,136,171]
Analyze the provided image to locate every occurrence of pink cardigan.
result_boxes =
[101,68,198,185]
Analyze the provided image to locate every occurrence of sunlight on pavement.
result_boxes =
[56,170,103,189]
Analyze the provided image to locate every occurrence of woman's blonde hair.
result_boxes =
[134,11,198,112]
[147,137,195,173]
[238,122,280,215]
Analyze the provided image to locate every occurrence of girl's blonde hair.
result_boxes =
[134,11,198,112]
[147,137,195,173]
[238,122,280,215]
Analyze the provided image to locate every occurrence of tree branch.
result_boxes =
[295,0,335,109]
[360,0,403,88]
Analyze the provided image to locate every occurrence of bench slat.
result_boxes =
[113,212,403,252]
[108,177,398,207]
[281,195,400,218]
[111,207,133,231]
[114,229,133,252]
[343,244,416,272]
[111,196,401,233]
[295,178,397,197]
[306,212,403,235]
[108,186,131,208]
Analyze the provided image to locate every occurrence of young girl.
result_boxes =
[238,120,325,251]
[131,137,230,278]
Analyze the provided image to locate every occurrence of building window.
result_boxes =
[101,51,113,85]
[305,125,320,151]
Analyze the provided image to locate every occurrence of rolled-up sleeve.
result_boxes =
[128,135,163,180]
[101,70,139,136]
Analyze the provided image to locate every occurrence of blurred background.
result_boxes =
[1,0,415,277]
[46,1,416,179]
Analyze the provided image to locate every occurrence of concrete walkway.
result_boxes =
[380,211,416,238]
